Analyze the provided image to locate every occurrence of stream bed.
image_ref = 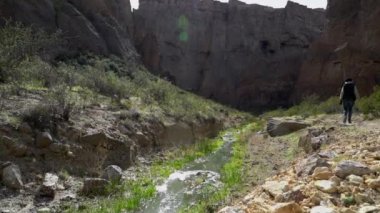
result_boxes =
[141,132,237,213]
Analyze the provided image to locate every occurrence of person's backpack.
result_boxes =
[343,82,356,101]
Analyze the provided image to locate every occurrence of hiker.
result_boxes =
[339,78,359,124]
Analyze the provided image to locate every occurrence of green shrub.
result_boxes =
[0,21,60,82]
[357,86,380,118]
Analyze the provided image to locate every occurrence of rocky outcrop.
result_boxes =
[134,0,325,109]
[294,0,380,100]
[0,0,136,58]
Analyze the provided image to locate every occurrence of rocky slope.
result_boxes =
[0,0,136,58]
[134,0,326,109]
[220,115,380,213]
[294,0,380,101]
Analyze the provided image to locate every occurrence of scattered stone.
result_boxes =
[310,206,335,213]
[82,178,110,195]
[36,132,53,148]
[314,180,337,193]
[267,119,310,137]
[347,174,364,185]
[262,181,289,197]
[102,165,123,182]
[272,202,303,213]
[358,206,379,213]
[313,167,333,180]
[2,163,23,189]
[38,173,59,198]
[334,161,372,178]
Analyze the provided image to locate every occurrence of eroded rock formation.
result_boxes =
[133,0,326,109]
[294,0,380,100]
[0,0,136,58]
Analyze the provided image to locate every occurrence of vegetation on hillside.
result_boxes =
[0,21,243,131]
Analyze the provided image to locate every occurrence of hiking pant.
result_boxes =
[343,99,354,123]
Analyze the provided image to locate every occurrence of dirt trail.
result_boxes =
[220,114,380,213]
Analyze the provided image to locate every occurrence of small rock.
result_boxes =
[2,163,23,189]
[82,178,110,195]
[38,173,59,198]
[334,160,371,178]
[358,206,379,213]
[262,181,289,197]
[354,193,374,205]
[318,150,337,159]
[313,167,333,180]
[102,165,123,182]
[314,180,337,193]
[37,207,51,213]
[272,202,303,213]
[49,143,69,154]
[267,119,310,137]
[347,174,364,185]
[36,132,53,148]
[1,136,27,157]
[310,206,335,213]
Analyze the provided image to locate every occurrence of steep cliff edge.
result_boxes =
[294,0,380,100]
[0,0,136,58]
[133,0,326,110]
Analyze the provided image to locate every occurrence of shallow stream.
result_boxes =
[141,132,236,213]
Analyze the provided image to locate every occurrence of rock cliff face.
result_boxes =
[133,0,326,109]
[0,0,136,58]
[294,0,380,100]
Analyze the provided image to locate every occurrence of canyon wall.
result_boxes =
[0,0,137,58]
[294,0,380,100]
[133,0,326,109]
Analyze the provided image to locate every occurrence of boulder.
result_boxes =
[267,119,310,137]
[314,180,337,193]
[295,154,329,177]
[262,181,289,197]
[2,164,23,189]
[358,206,379,213]
[272,202,303,213]
[310,206,335,213]
[334,161,371,178]
[36,132,53,148]
[299,134,329,154]
[102,165,123,182]
[38,173,59,198]
[312,167,333,180]
[82,178,110,195]
[18,122,33,135]
[275,185,306,203]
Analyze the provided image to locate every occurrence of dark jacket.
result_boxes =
[340,81,359,101]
